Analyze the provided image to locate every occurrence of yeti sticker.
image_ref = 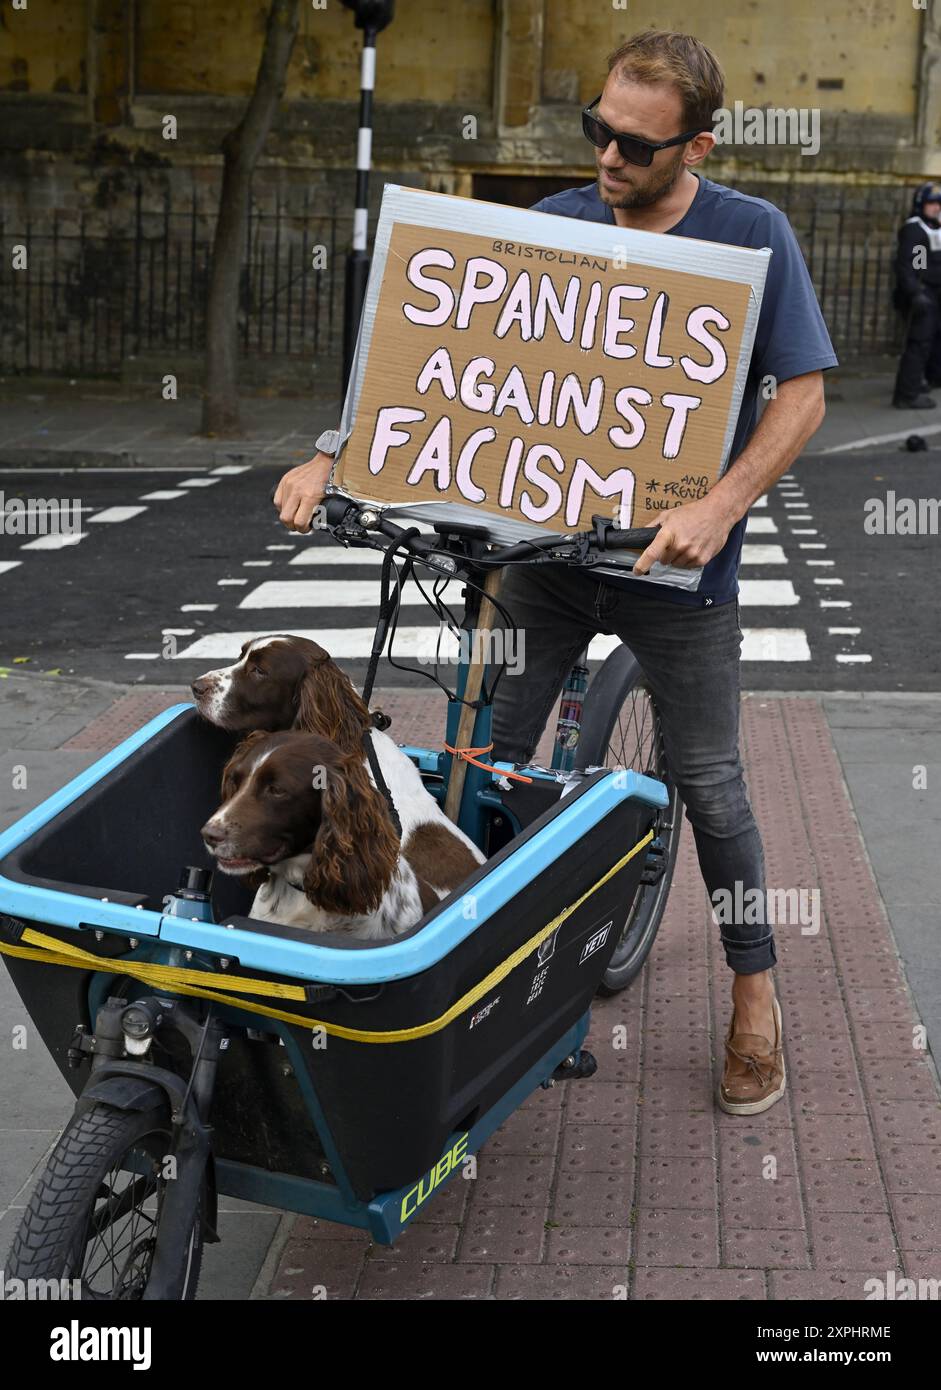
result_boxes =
[579,921,613,965]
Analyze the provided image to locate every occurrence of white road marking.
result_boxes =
[814,577,844,585]
[174,628,456,660]
[0,467,206,474]
[806,559,835,566]
[140,490,187,501]
[824,423,941,454]
[218,578,249,586]
[290,547,383,566]
[828,627,861,635]
[741,629,811,661]
[242,560,273,567]
[210,465,251,475]
[239,579,430,609]
[181,603,218,611]
[88,506,148,523]
[181,478,222,488]
[738,579,799,606]
[0,561,22,576]
[792,528,818,535]
[3,504,96,515]
[124,652,161,660]
[751,496,769,509]
[799,542,827,549]
[745,517,778,534]
[174,626,812,663]
[836,653,872,663]
[20,532,86,550]
[741,544,787,564]
[820,600,852,608]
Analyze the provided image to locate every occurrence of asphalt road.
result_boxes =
[0,447,938,691]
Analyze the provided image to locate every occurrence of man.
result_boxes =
[892,182,941,410]
[274,30,837,1115]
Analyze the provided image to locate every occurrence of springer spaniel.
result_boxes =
[201,730,476,940]
[192,635,485,937]
[192,632,484,856]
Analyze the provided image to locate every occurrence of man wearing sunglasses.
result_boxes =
[275,30,836,1119]
[490,29,836,1118]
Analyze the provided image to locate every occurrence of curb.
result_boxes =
[0,448,299,470]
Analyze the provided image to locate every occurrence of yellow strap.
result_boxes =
[16,928,308,999]
[0,831,652,1044]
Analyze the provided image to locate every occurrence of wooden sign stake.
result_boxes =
[443,567,504,827]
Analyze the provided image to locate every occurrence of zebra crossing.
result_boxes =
[0,460,869,685]
[161,472,853,673]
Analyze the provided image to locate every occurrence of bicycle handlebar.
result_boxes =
[318,493,659,571]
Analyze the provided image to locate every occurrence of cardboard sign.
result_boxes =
[334,186,770,589]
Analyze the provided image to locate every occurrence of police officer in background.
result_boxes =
[893,182,941,409]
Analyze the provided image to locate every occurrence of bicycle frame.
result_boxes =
[551,649,591,773]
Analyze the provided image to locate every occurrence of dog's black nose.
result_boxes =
[201,823,224,848]
[191,678,211,698]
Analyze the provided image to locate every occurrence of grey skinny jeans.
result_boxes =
[489,562,774,975]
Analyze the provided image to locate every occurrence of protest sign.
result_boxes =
[333,185,770,589]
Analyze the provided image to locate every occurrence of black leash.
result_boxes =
[358,528,421,843]
[361,528,420,709]
[363,725,402,840]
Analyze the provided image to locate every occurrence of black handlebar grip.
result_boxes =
[604,526,660,550]
[322,494,359,525]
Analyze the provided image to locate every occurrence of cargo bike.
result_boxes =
[0,498,681,1299]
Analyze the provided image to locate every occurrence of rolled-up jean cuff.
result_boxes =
[720,932,777,975]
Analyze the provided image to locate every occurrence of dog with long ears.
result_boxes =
[193,636,485,934]
[201,730,446,939]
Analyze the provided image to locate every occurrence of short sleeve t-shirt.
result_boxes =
[529,176,839,606]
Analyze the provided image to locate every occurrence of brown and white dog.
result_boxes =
[193,636,485,937]
[201,730,454,938]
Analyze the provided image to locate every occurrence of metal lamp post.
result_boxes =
[340,0,395,394]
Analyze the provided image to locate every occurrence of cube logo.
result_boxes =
[579,921,613,964]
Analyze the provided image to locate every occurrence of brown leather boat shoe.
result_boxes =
[718,996,786,1115]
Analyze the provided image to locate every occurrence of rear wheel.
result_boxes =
[576,644,683,994]
[6,1103,203,1300]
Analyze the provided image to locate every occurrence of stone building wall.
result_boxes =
[1,0,938,382]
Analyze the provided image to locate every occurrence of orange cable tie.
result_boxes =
[444,740,534,784]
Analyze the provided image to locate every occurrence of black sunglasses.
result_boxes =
[581,94,711,167]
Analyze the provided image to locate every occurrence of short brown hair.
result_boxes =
[606,30,724,131]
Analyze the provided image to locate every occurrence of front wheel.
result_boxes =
[576,644,683,994]
[5,1103,204,1300]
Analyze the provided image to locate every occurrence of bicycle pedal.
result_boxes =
[640,840,667,885]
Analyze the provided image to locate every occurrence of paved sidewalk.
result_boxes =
[266,691,941,1301]
[0,369,937,467]
[0,381,340,470]
[1,673,938,1301]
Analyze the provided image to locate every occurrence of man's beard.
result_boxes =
[597,149,685,210]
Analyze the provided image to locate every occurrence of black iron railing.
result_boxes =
[0,184,345,376]
[0,176,911,376]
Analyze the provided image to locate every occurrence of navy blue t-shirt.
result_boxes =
[531,176,839,605]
